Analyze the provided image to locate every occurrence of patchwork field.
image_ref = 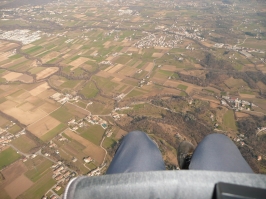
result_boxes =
[0,147,21,170]
[64,129,105,165]
[27,115,61,138]
[5,174,33,199]
[0,0,265,196]
[36,67,59,80]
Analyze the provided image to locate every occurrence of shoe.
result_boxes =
[177,141,195,169]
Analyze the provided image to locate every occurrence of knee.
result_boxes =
[123,131,149,142]
[201,133,232,146]
[126,131,146,139]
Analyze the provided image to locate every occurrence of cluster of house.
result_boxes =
[0,121,26,149]
[214,43,264,59]
[68,118,85,131]
[0,29,41,45]
[118,9,133,15]
[134,32,184,49]
[136,69,142,74]
[221,96,256,110]
[233,134,246,147]
[50,93,80,104]
[85,115,108,129]
[106,130,113,138]
[87,164,106,177]
[111,107,130,120]
[100,60,113,65]
[139,77,152,87]
[68,115,108,131]
[52,161,75,183]
[114,93,126,101]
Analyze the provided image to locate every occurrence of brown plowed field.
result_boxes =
[5,174,33,199]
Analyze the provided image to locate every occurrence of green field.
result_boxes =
[28,67,46,75]
[126,89,146,98]
[41,123,68,142]
[8,124,22,134]
[92,76,119,92]
[23,46,43,54]
[103,137,116,149]
[79,125,105,145]
[86,162,97,170]
[0,147,21,170]
[223,110,237,130]
[158,70,174,76]
[50,106,74,123]
[80,81,99,99]
[25,159,53,182]
[60,80,80,89]
[177,84,188,91]
[115,56,131,64]
[11,135,37,153]
[9,54,23,59]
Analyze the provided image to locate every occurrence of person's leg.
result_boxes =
[189,133,253,173]
[106,131,165,174]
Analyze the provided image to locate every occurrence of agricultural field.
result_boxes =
[0,0,266,197]
[0,147,21,170]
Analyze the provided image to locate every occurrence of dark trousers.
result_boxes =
[106,131,253,174]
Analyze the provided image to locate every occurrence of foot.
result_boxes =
[177,141,195,169]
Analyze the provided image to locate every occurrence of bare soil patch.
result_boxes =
[161,88,182,96]
[39,102,59,114]
[18,102,35,112]
[162,65,177,72]
[16,74,33,83]
[1,161,27,187]
[3,72,23,81]
[36,87,56,100]
[108,64,124,73]
[115,129,127,139]
[21,44,35,50]
[112,77,122,82]
[96,70,112,78]
[29,82,50,96]
[27,115,60,138]
[194,64,203,68]
[200,41,213,47]
[127,47,139,52]
[0,100,19,111]
[144,62,154,72]
[69,57,90,70]
[5,174,33,199]
[36,67,59,80]
[152,53,164,58]
[42,51,61,63]
[239,93,256,98]
[210,102,219,108]
[3,106,47,125]
[235,112,250,118]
